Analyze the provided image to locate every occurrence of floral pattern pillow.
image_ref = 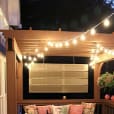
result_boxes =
[82,102,96,114]
[52,105,69,114]
[24,105,38,114]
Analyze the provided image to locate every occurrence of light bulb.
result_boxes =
[50,42,54,47]
[90,28,96,35]
[33,57,37,61]
[23,55,27,59]
[90,55,94,60]
[58,42,63,48]
[47,41,53,47]
[104,49,108,53]
[37,53,40,57]
[55,43,59,48]
[35,49,38,53]
[100,46,103,51]
[24,63,28,66]
[112,52,114,55]
[103,18,110,27]
[91,49,95,53]
[28,56,32,61]
[40,53,44,58]
[96,44,100,48]
[96,49,100,54]
[47,41,51,46]
[44,47,48,51]
[108,50,112,54]
[64,41,69,47]
[80,34,86,41]
[72,39,77,45]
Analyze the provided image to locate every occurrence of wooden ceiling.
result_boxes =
[1,30,114,57]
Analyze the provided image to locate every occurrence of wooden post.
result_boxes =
[6,51,17,114]
[17,62,23,102]
[94,62,103,100]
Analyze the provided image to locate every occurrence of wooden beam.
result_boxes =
[13,38,22,61]
[96,53,114,63]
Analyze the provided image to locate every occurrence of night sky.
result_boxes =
[20,0,114,32]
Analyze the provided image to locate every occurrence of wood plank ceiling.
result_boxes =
[1,30,114,57]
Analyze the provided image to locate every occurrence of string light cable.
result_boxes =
[23,13,114,69]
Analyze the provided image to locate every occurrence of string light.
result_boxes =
[72,39,77,45]
[90,41,114,68]
[90,28,96,35]
[24,62,28,66]
[103,18,110,27]
[23,55,27,59]
[55,43,59,48]
[44,47,48,51]
[24,13,114,69]
[80,34,86,41]
[47,41,52,46]
[45,13,114,50]
[35,48,38,53]
[28,56,32,61]
[33,57,37,61]
[64,41,69,47]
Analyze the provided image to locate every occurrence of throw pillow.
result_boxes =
[69,104,83,114]
[24,105,37,114]
[82,102,96,114]
[37,105,52,114]
[52,105,69,114]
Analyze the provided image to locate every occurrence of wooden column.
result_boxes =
[94,62,103,100]
[7,51,17,114]
[17,62,23,102]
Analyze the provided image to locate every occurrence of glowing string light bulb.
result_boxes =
[80,34,86,41]
[103,18,110,27]
[33,57,37,61]
[44,47,48,51]
[64,41,69,47]
[72,39,77,45]
[58,42,63,48]
[24,62,28,66]
[55,43,59,48]
[23,55,27,59]
[47,41,54,47]
[28,56,32,61]
[90,28,96,35]
[35,48,38,53]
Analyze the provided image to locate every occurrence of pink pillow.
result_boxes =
[69,104,83,114]
[37,105,52,114]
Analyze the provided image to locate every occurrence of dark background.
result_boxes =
[20,0,114,33]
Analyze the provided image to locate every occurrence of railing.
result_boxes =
[102,100,114,114]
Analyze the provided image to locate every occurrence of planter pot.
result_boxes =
[105,94,110,100]
[111,95,114,101]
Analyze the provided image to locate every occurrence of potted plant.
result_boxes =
[97,72,114,100]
